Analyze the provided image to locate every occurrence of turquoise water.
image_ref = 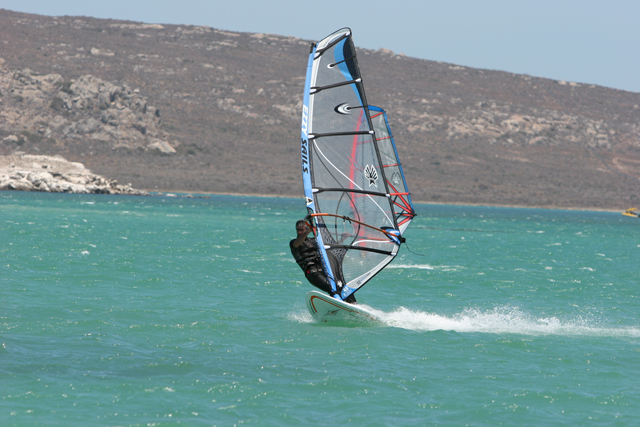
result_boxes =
[1,191,639,426]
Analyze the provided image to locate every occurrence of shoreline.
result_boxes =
[141,188,627,214]
[0,155,626,214]
[1,185,627,214]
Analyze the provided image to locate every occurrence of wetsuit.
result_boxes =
[290,237,356,303]
[289,237,334,295]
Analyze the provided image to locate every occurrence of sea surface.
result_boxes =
[1,191,639,426]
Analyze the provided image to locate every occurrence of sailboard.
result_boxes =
[306,290,381,323]
[299,28,416,317]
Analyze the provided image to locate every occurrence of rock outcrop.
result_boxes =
[0,63,179,154]
[0,154,148,195]
[445,106,613,148]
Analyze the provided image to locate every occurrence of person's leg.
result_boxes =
[306,271,358,303]
[305,270,334,295]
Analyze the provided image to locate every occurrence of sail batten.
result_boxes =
[300,28,413,300]
[329,246,395,256]
[313,188,388,197]
[310,78,362,94]
[309,130,373,139]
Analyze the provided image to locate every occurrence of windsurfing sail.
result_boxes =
[369,105,416,234]
[299,28,415,301]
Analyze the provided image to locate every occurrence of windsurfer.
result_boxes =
[290,219,356,304]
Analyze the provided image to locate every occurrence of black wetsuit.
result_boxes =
[290,237,356,303]
[289,237,333,295]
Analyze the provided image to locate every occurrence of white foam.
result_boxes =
[288,303,639,338]
[288,309,314,323]
[376,305,640,338]
[387,264,434,270]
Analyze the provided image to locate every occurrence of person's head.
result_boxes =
[296,220,308,236]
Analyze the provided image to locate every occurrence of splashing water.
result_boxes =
[372,305,640,337]
[292,304,640,338]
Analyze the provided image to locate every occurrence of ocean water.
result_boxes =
[1,191,639,426]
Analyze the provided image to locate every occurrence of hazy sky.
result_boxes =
[3,0,638,93]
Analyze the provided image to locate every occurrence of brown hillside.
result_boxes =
[1,9,639,209]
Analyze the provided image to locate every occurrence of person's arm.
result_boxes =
[292,223,312,248]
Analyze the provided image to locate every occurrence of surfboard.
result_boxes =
[305,291,381,323]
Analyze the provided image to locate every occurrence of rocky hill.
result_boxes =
[1,9,639,209]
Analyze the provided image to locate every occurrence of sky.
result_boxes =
[3,0,639,93]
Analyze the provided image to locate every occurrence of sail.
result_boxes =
[299,28,413,301]
[369,106,416,234]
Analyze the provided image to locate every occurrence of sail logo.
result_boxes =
[305,197,313,206]
[301,105,310,173]
[334,103,350,115]
[364,165,378,186]
[391,172,401,185]
[301,139,309,173]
